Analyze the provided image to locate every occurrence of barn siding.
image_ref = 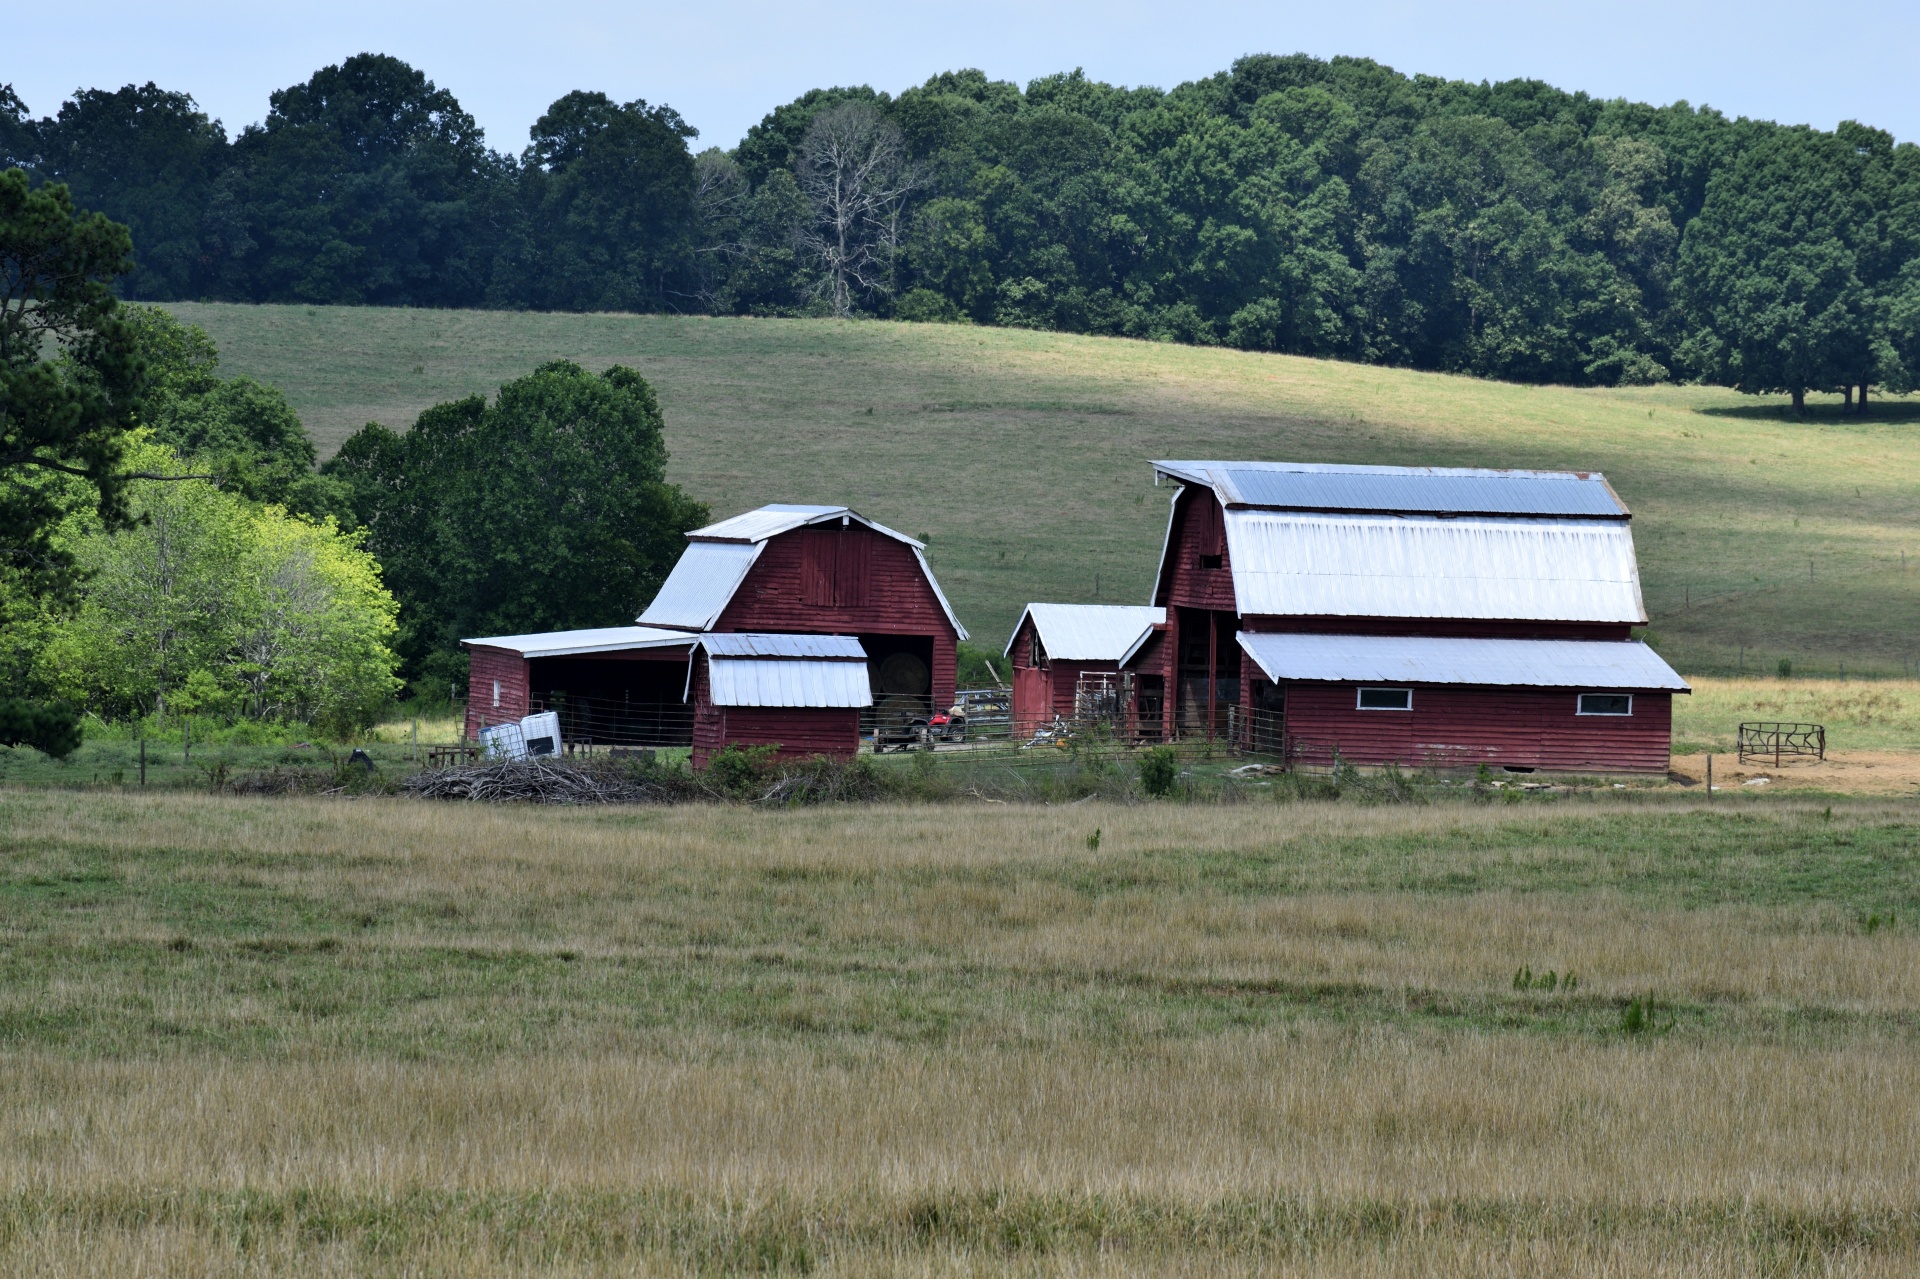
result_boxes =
[690,654,861,767]
[1282,683,1672,773]
[713,524,959,707]
[1157,488,1238,613]
[465,645,530,741]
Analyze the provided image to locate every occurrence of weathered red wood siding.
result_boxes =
[712,524,959,707]
[689,654,861,768]
[1282,684,1672,773]
[465,645,530,740]
[1155,488,1237,613]
[1007,614,1051,732]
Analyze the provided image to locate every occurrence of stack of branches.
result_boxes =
[753,754,891,805]
[402,758,692,805]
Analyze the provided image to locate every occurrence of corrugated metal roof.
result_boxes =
[637,541,764,630]
[1004,603,1165,662]
[462,625,694,658]
[641,504,967,640]
[1238,632,1689,690]
[687,503,928,548]
[1153,460,1628,518]
[1223,511,1647,623]
[700,633,865,660]
[705,657,874,707]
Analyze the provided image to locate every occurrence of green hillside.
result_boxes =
[167,303,1920,676]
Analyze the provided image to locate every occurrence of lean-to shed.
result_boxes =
[461,625,695,746]
[689,633,872,767]
[1145,460,1686,772]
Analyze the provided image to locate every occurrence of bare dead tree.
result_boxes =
[688,148,751,307]
[793,103,915,317]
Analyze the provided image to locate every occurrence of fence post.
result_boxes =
[1706,753,1712,801]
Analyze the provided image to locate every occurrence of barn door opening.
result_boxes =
[1176,608,1240,740]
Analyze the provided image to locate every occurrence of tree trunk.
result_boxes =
[1791,388,1806,415]
[1859,383,1869,415]
[1842,385,1854,412]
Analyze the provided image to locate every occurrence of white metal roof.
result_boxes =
[1237,633,1689,691]
[636,541,765,630]
[699,633,866,660]
[462,625,694,658]
[687,503,925,547]
[1004,603,1165,663]
[1152,460,1628,518]
[638,504,968,640]
[700,632,873,708]
[1221,511,1647,623]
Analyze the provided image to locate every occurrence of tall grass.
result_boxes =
[1,790,1918,1272]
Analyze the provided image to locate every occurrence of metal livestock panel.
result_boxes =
[1237,632,1689,690]
[1152,460,1628,517]
[637,541,764,629]
[1005,603,1164,663]
[1223,511,1648,623]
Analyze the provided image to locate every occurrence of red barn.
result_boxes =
[640,503,967,726]
[1145,460,1687,773]
[461,503,967,764]
[1004,604,1164,737]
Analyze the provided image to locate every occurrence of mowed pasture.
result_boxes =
[167,303,1920,677]
[3,788,1919,1275]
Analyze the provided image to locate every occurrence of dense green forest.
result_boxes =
[5,52,1920,402]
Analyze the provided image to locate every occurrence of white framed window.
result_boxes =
[1577,693,1633,716]
[492,679,502,708]
[1357,687,1412,711]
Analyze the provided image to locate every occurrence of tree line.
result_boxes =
[6,52,1919,404]
[1,173,705,753]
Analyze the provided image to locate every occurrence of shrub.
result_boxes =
[1138,745,1178,797]
[704,744,780,797]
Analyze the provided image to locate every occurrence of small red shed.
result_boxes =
[1004,603,1164,737]
[689,633,872,768]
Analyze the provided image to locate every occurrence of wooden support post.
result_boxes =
[1206,612,1217,751]
[1706,753,1713,799]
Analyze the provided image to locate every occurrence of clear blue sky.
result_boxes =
[11,0,1918,151]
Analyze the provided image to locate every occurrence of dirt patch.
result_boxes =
[1670,749,1920,796]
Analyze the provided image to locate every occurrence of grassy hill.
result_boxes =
[168,303,1920,676]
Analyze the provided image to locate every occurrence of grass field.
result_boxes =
[2,788,1917,1275]
[167,303,1920,678]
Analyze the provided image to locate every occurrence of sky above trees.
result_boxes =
[10,0,1920,154]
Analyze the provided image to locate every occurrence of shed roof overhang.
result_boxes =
[1237,632,1689,691]
[461,626,695,659]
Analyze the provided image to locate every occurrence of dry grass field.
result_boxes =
[165,304,1920,676]
[3,787,1918,1275]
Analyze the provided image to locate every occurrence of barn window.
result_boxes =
[1028,630,1045,667]
[1577,693,1633,716]
[492,679,501,708]
[1197,553,1223,570]
[1356,687,1412,711]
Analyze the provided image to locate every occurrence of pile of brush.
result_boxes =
[402,758,687,805]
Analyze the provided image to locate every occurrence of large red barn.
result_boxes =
[1143,461,1687,773]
